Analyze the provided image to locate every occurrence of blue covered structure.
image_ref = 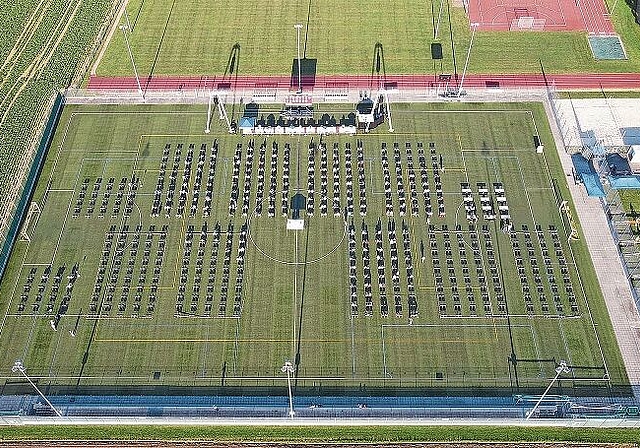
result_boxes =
[572,154,605,197]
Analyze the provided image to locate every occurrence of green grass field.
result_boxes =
[95,0,640,77]
[0,101,627,395]
[2,424,640,443]
[619,189,640,216]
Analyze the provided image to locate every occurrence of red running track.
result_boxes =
[88,73,640,91]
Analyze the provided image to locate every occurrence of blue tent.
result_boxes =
[239,116,255,129]
[571,154,605,197]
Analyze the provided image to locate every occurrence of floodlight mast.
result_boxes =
[281,361,295,418]
[294,24,303,94]
[11,361,62,417]
[526,360,571,419]
[205,91,213,134]
[457,22,479,97]
[119,24,144,99]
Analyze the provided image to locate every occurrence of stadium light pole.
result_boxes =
[281,360,295,418]
[526,360,570,419]
[205,91,213,134]
[294,24,303,94]
[119,24,144,99]
[457,22,479,97]
[12,360,62,417]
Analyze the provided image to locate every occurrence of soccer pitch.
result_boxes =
[95,0,640,77]
[0,102,628,395]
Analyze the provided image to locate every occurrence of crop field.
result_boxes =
[0,0,112,242]
[0,102,627,394]
[95,0,640,77]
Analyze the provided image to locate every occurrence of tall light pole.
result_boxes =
[119,24,144,99]
[205,91,213,134]
[12,360,62,417]
[457,22,479,97]
[294,24,303,94]
[281,360,295,418]
[526,360,571,419]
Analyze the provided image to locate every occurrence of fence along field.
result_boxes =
[0,102,627,395]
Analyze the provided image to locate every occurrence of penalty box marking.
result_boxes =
[380,322,539,375]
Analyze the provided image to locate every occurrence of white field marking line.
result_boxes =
[247,214,347,265]
[48,173,80,265]
[222,157,229,200]
[233,317,240,374]
[350,315,356,377]
[463,148,538,153]
[401,110,537,116]
[456,145,472,228]
[0,238,34,338]
[0,375,150,381]
[448,226,492,317]
[130,136,143,225]
[524,187,554,191]
[152,316,241,322]
[438,312,582,320]
[21,316,38,362]
[483,224,497,316]
[381,322,532,329]
[90,0,130,75]
[26,207,42,242]
[576,0,591,32]
[526,322,543,372]
[486,155,535,223]
[69,151,140,156]
[49,320,65,376]
[79,153,140,319]
[71,111,205,116]
[514,155,537,223]
[0,374,358,381]
[379,323,536,378]
[557,318,576,371]
[381,324,388,377]
[169,218,186,293]
[550,0,570,26]
[528,110,542,143]
[537,116,611,379]
[87,315,238,326]
[292,225,298,357]
[368,158,384,196]
[519,376,612,384]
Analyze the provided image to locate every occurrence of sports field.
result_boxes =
[0,102,627,394]
[95,0,640,77]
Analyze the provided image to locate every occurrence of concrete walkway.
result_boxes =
[4,415,640,427]
[543,100,640,397]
